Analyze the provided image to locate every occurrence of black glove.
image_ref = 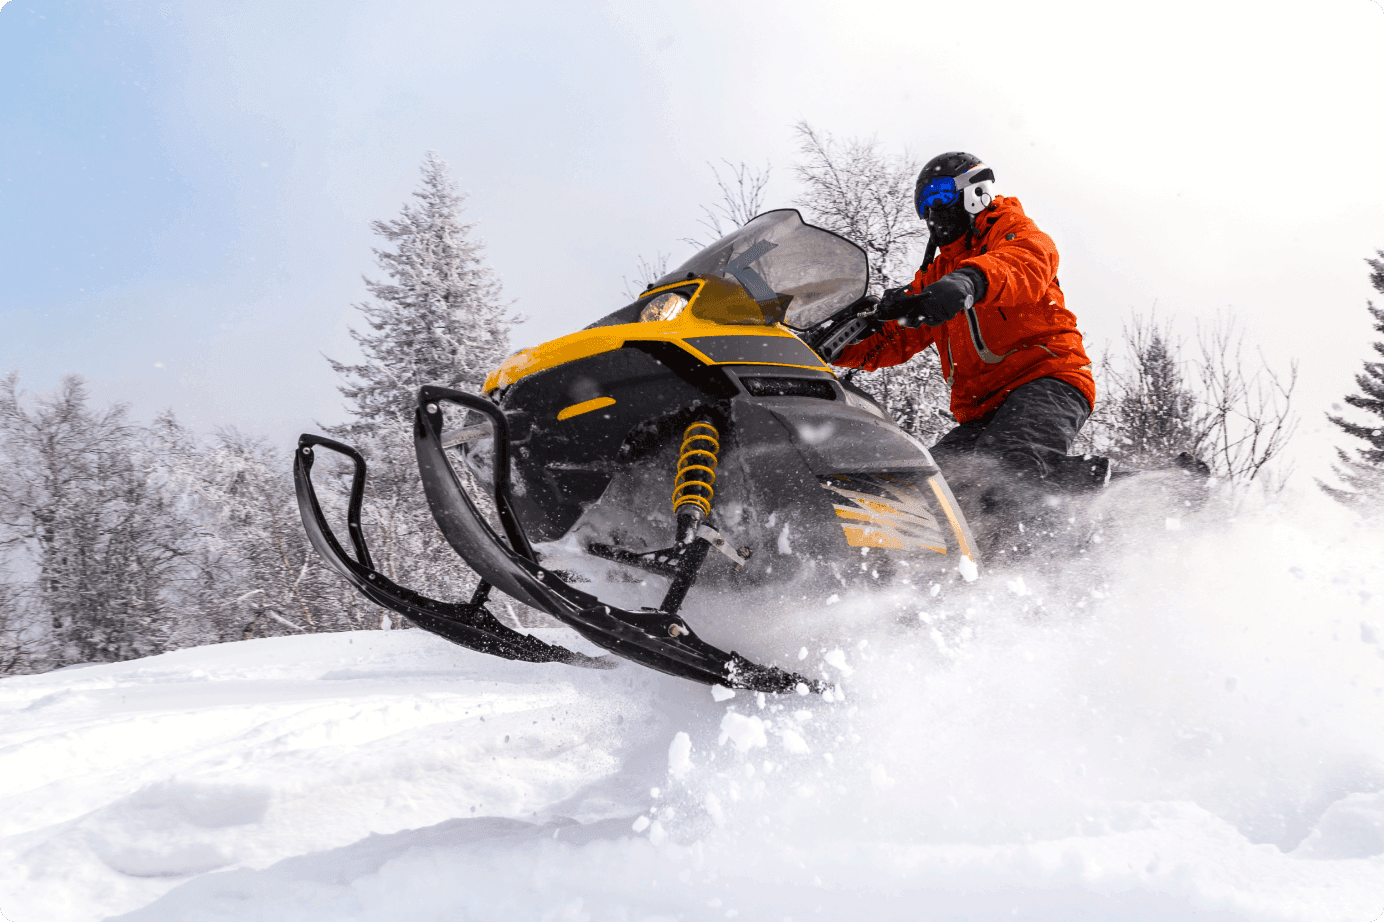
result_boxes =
[876,286,908,315]
[882,268,988,328]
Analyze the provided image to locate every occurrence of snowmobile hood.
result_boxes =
[485,209,870,394]
[484,274,832,394]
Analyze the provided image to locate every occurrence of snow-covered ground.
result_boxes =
[2,492,1383,922]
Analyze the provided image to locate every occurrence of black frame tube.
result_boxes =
[292,432,608,668]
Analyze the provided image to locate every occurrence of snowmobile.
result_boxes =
[294,210,979,693]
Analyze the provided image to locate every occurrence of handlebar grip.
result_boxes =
[813,314,878,364]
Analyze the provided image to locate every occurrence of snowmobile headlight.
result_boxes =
[640,291,689,323]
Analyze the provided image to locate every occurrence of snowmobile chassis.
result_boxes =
[294,385,826,693]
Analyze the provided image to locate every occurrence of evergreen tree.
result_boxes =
[151,414,372,641]
[323,152,516,611]
[1322,251,1384,509]
[1105,316,1201,469]
[0,375,194,668]
[328,151,513,434]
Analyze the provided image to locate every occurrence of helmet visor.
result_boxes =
[916,176,960,216]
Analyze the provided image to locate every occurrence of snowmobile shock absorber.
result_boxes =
[671,419,719,543]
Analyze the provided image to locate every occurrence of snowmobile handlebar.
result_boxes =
[800,294,884,364]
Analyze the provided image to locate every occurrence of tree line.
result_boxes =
[3,134,1380,675]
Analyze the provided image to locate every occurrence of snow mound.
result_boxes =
[1,491,1382,921]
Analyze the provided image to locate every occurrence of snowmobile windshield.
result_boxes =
[653,210,868,331]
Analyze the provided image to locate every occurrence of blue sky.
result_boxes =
[3,0,1384,482]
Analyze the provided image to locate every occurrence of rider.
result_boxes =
[832,152,1107,491]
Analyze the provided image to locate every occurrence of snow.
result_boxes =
[717,713,768,753]
[958,554,979,581]
[777,523,793,556]
[2,493,1384,921]
[667,732,693,778]
[823,648,853,676]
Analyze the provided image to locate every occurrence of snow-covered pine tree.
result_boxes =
[0,580,28,675]
[328,151,513,434]
[150,413,372,642]
[791,123,951,445]
[324,152,515,610]
[1322,251,1384,510]
[0,375,196,670]
[1104,315,1201,469]
[1081,312,1295,484]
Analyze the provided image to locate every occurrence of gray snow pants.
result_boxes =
[929,377,1091,483]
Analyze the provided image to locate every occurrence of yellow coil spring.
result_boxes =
[671,421,720,517]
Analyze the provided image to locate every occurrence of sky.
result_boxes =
[2,0,1383,484]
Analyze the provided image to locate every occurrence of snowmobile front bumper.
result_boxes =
[293,388,825,693]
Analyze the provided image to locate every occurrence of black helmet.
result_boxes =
[915,152,996,245]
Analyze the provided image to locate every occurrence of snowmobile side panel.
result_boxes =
[722,398,848,565]
[498,347,723,541]
[759,400,942,476]
[292,434,609,668]
[490,346,912,545]
[621,340,741,400]
[926,471,978,563]
[413,387,826,693]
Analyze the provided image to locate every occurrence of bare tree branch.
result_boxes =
[791,122,928,291]
[686,159,772,246]
[620,252,672,301]
[1192,315,1298,485]
[1079,310,1297,487]
[788,122,947,440]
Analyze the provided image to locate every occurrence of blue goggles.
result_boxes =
[916,176,960,215]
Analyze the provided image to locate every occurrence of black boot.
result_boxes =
[1173,451,1211,478]
[1046,453,1112,493]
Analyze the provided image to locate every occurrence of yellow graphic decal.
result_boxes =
[822,478,947,554]
[840,526,905,550]
[557,396,616,421]
[926,473,977,565]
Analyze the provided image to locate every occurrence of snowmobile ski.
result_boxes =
[294,433,611,670]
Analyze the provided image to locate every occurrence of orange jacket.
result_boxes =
[836,196,1095,424]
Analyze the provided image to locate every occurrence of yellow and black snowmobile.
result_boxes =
[294,210,978,693]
